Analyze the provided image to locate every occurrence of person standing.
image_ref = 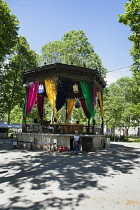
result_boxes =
[71,131,79,155]
[118,134,120,142]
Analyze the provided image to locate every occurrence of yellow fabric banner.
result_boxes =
[98,91,104,118]
[45,78,58,120]
[66,99,76,120]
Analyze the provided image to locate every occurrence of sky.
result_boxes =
[6,0,133,85]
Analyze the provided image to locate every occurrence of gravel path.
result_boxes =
[0,141,140,210]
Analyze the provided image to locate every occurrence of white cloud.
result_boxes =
[105,73,118,86]
[105,68,132,86]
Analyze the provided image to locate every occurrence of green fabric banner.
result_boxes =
[80,81,95,118]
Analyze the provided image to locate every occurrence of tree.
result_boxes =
[41,30,107,78]
[104,77,140,136]
[42,40,63,64]
[104,83,124,133]
[10,105,23,124]
[0,36,38,124]
[0,0,19,62]
[118,0,140,85]
[62,30,93,66]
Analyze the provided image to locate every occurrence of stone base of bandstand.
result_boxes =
[17,133,105,152]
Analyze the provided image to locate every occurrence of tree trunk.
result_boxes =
[113,127,115,142]
[7,110,11,125]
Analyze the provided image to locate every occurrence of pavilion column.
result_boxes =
[92,81,95,135]
[65,100,67,122]
[22,86,29,132]
[101,117,104,135]
[101,90,104,135]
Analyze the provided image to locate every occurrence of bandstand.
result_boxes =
[17,63,106,151]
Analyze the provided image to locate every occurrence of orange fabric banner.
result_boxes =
[66,99,76,120]
[98,91,104,118]
[45,78,58,121]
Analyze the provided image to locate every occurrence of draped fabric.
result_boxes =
[37,95,44,122]
[80,81,95,118]
[93,88,98,108]
[56,79,72,111]
[66,99,76,120]
[44,78,58,121]
[98,91,104,118]
[26,81,39,116]
[80,98,90,119]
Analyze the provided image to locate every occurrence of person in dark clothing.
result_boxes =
[71,131,80,155]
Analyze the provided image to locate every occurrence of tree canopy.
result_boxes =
[0,0,19,62]
[0,36,38,124]
[41,30,107,78]
[118,0,140,84]
[104,77,140,136]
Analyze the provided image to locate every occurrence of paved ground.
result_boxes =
[0,140,140,210]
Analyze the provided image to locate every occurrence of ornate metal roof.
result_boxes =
[23,63,106,90]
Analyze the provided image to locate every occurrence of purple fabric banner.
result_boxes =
[37,95,44,122]
[26,81,39,116]
[80,98,90,119]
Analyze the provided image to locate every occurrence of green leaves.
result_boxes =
[62,30,93,66]
[41,30,107,78]
[0,36,38,123]
[0,0,19,61]
[118,0,140,85]
[42,40,63,64]
[104,76,140,134]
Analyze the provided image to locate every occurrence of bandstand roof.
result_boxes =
[23,63,106,90]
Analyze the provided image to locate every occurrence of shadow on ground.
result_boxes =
[0,142,140,209]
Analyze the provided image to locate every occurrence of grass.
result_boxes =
[108,135,140,143]
[127,138,140,143]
